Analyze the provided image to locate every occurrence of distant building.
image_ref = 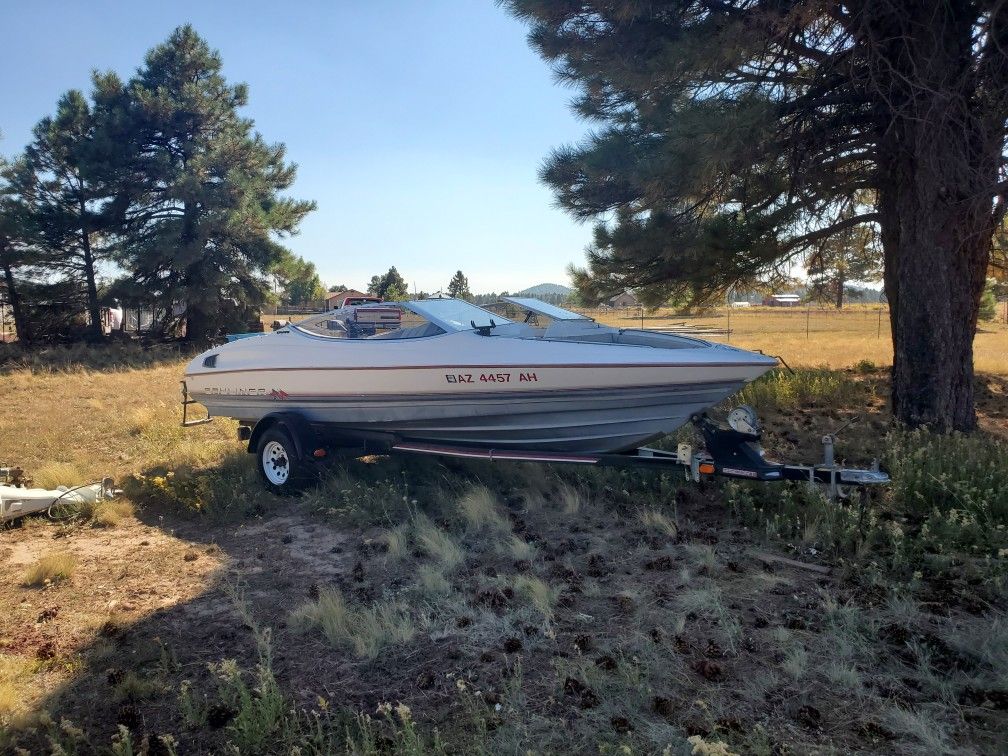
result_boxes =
[762,293,802,307]
[325,289,370,311]
[608,291,641,308]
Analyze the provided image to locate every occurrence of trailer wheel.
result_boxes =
[256,427,308,495]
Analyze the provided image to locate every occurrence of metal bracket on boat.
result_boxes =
[471,319,497,336]
[180,381,212,427]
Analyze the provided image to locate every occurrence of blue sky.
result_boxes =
[0,0,593,293]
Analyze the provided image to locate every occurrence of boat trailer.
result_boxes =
[390,407,889,500]
[181,382,888,498]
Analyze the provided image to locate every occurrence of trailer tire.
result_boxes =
[255,427,309,495]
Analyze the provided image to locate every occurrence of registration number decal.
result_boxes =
[445,372,538,384]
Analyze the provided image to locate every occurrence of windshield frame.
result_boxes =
[501,297,591,322]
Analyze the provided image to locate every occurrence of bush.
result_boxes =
[735,368,865,410]
[887,428,1008,553]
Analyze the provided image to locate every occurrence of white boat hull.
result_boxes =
[185,326,776,453]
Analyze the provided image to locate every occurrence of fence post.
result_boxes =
[877,306,882,339]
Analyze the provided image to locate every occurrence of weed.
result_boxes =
[414,515,465,571]
[382,523,411,561]
[113,671,159,702]
[417,565,452,596]
[457,485,508,532]
[511,575,560,621]
[638,508,678,538]
[502,534,538,561]
[888,428,1008,552]
[127,455,272,519]
[291,587,415,659]
[215,641,288,754]
[736,368,864,411]
[91,498,134,527]
[29,461,84,490]
[179,680,209,728]
[781,647,808,681]
[22,552,77,587]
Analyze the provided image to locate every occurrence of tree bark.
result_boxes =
[73,189,104,342]
[79,230,103,342]
[0,243,31,345]
[866,1,999,431]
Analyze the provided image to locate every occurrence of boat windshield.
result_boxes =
[406,298,512,332]
[501,297,590,322]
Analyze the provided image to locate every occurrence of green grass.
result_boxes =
[736,367,868,410]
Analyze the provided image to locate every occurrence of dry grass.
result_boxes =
[512,575,560,621]
[456,485,508,532]
[638,508,678,538]
[0,359,237,483]
[29,461,84,490]
[591,304,1008,373]
[22,552,77,587]
[290,588,415,659]
[0,655,34,716]
[414,515,465,571]
[502,534,538,561]
[90,498,135,527]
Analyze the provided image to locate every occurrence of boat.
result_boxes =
[183,297,777,455]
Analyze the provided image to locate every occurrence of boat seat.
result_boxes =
[368,322,446,340]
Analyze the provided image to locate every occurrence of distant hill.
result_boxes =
[515,283,573,298]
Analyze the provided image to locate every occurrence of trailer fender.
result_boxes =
[247,413,318,460]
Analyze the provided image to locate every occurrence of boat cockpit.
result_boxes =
[288,297,708,350]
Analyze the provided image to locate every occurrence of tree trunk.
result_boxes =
[834,270,845,309]
[866,1,998,431]
[80,241,103,342]
[78,200,103,342]
[0,246,31,345]
[180,200,214,345]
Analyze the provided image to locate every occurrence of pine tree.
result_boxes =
[368,266,408,300]
[806,198,883,309]
[507,1,1008,431]
[446,270,471,300]
[0,156,35,343]
[270,250,324,306]
[11,90,119,340]
[116,26,315,343]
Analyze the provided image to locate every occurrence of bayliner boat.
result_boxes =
[183,297,776,454]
